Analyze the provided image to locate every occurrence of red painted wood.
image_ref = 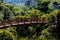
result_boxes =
[0,19,48,28]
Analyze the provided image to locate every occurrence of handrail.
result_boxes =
[0,18,48,28]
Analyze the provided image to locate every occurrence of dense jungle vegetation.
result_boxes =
[0,0,60,40]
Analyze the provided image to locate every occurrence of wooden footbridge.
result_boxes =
[0,18,48,28]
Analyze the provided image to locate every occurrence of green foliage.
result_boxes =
[0,13,3,21]
[35,0,51,13]
[0,0,3,3]
[0,29,16,40]
[0,0,59,40]
[30,9,41,18]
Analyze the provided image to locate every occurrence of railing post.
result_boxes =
[3,21,5,27]
[43,19,44,23]
[31,18,32,23]
[42,18,45,23]
[18,18,19,25]
[19,19,20,24]
[37,17,38,23]
[23,18,25,25]
[0,21,1,26]
[11,19,12,26]
[17,18,19,25]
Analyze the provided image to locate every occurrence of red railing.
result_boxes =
[0,18,48,28]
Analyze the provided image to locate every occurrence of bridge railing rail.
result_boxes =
[0,18,48,27]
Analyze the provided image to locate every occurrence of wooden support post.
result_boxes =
[11,19,12,26]
[29,18,31,23]
[23,18,25,25]
[0,21,1,26]
[3,21,5,27]
[37,17,38,23]
[17,18,19,25]
[43,18,44,23]
[31,18,32,23]
[19,19,20,24]
[18,19,19,25]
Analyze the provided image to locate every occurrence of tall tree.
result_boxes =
[35,0,51,13]
[0,0,3,3]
